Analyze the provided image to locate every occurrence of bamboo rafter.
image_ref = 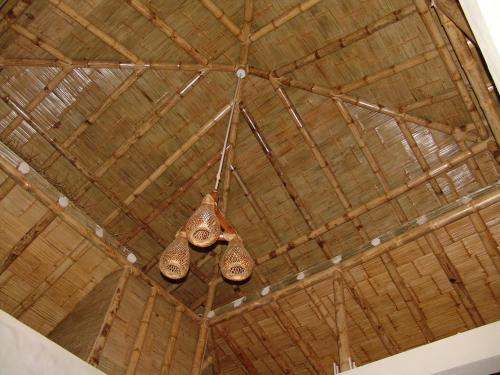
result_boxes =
[470,212,500,274]
[161,305,184,375]
[214,324,258,374]
[399,89,459,113]
[239,0,254,66]
[199,0,242,40]
[274,4,417,76]
[252,139,492,263]
[333,270,351,372]
[125,0,209,64]
[433,0,475,43]
[208,181,500,325]
[413,0,488,140]
[250,0,323,42]
[0,58,237,72]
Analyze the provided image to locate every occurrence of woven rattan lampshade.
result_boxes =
[159,233,190,280]
[185,194,221,247]
[220,237,254,281]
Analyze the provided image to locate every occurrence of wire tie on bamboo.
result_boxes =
[17,161,30,174]
[332,255,342,264]
[232,296,246,308]
[371,237,381,246]
[296,271,305,280]
[95,225,104,238]
[58,195,69,208]
[261,286,271,296]
[416,215,428,225]
[207,310,215,319]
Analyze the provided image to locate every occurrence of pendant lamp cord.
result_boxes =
[214,76,242,191]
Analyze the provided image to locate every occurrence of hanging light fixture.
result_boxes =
[159,68,254,282]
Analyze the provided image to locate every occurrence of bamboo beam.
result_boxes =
[438,10,500,144]
[192,278,219,375]
[380,253,435,342]
[88,268,131,366]
[250,0,323,42]
[125,0,209,64]
[0,210,57,275]
[433,0,475,43]
[425,232,485,326]
[241,105,336,263]
[269,301,327,374]
[74,71,207,199]
[274,4,417,76]
[470,212,500,274]
[271,83,369,244]
[49,0,142,63]
[268,75,479,142]
[161,305,184,375]
[0,58,237,72]
[13,240,92,318]
[333,270,351,372]
[104,104,231,225]
[214,324,258,374]
[126,287,158,375]
[0,0,31,34]
[199,0,242,40]
[413,0,488,140]
[242,313,291,373]
[239,0,254,65]
[207,329,221,374]
[343,271,399,355]
[209,182,500,325]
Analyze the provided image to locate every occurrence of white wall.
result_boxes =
[343,321,500,375]
[0,309,104,375]
[459,0,500,90]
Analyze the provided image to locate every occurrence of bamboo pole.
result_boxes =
[333,270,351,372]
[239,0,254,66]
[105,103,231,225]
[433,0,475,42]
[125,0,209,64]
[438,10,500,144]
[192,278,219,375]
[268,75,479,142]
[161,305,184,375]
[242,312,291,373]
[470,212,500,274]
[199,0,242,40]
[209,182,500,325]
[271,82,369,244]
[379,253,435,342]
[269,301,328,374]
[0,210,57,275]
[201,356,213,371]
[424,232,485,326]
[399,89,459,113]
[88,268,131,367]
[214,324,258,374]
[250,0,323,42]
[242,104,339,262]
[0,58,237,72]
[49,0,142,63]
[254,139,493,264]
[413,0,488,140]
[0,0,31,34]
[126,287,158,375]
[14,240,92,318]
[207,329,221,374]
[343,272,399,355]
[78,71,207,198]
[274,4,417,76]
[335,49,439,94]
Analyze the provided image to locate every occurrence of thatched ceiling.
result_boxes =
[0,0,499,372]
